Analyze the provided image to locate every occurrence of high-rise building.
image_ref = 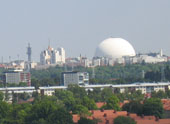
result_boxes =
[40,45,65,65]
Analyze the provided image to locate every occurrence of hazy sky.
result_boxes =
[0,0,170,62]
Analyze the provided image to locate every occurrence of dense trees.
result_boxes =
[25,97,73,124]
[55,85,97,116]
[29,63,170,87]
[122,101,143,115]
[1,63,170,88]
[77,117,98,124]
[151,90,170,99]
[0,84,167,123]
[143,98,163,118]
[102,95,120,110]
[122,98,164,118]
[114,116,136,124]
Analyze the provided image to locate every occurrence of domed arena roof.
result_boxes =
[95,38,136,59]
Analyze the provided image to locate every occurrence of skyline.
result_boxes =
[0,0,170,62]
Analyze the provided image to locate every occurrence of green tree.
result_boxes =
[101,88,113,102]
[68,84,87,99]
[0,101,11,123]
[78,117,98,124]
[0,92,4,101]
[122,100,143,115]
[48,107,74,124]
[55,90,75,111]
[19,82,28,87]
[129,90,144,101]
[102,95,120,110]
[1,103,31,124]
[81,96,97,110]
[19,92,31,101]
[143,98,163,118]
[26,98,59,124]
[114,116,136,124]
[88,88,102,102]
[73,104,91,117]
[151,90,167,99]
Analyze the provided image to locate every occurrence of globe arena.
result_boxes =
[95,38,136,59]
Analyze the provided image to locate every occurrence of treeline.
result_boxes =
[30,63,170,86]
[0,85,168,124]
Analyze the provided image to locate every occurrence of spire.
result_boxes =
[160,49,163,57]
[48,38,52,50]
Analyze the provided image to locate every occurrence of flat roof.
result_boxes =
[0,87,35,91]
[0,82,169,91]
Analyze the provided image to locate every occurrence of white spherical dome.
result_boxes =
[95,38,136,58]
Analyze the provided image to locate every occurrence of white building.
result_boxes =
[37,82,170,96]
[62,72,89,86]
[40,46,65,65]
[4,69,31,86]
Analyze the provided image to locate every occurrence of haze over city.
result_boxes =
[0,0,170,62]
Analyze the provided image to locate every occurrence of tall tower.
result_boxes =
[160,49,163,57]
[27,43,32,71]
[27,43,32,62]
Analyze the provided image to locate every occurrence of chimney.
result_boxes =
[141,114,144,118]
[103,113,107,117]
[155,117,159,121]
[101,109,104,112]
[105,119,109,124]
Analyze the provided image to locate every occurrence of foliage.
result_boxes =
[73,104,91,117]
[78,117,98,124]
[122,100,143,115]
[151,90,170,99]
[143,98,163,118]
[29,63,170,86]
[88,88,102,102]
[102,95,120,110]
[114,116,136,124]
[0,101,11,122]
[25,96,64,124]
[145,71,161,82]
[101,88,114,102]
[48,108,74,124]
[67,84,87,99]
[0,92,4,101]
[151,90,167,99]
[55,90,76,111]
[81,96,97,110]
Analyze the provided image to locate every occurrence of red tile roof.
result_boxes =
[72,109,170,124]
[96,102,106,108]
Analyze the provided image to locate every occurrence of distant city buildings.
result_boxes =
[90,49,168,67]
[0,38,169,70]
[62,71,89,86]
[63,49,168,68]
[40,45,65,65]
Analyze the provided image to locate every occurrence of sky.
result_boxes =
[0,0,170,62]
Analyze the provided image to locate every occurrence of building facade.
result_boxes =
[40,46,65,65]
[4,69,31,86]
[62,72,89,86]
